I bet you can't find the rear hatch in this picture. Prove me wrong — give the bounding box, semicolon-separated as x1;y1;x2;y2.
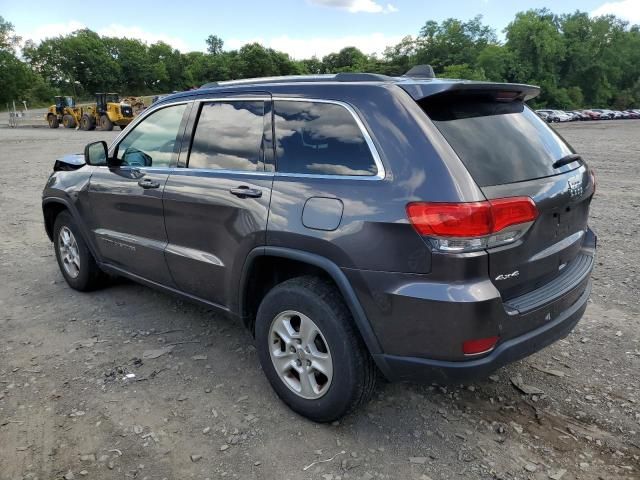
414;86;594;300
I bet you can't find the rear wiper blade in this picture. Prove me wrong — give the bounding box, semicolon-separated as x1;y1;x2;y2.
552;154;582;169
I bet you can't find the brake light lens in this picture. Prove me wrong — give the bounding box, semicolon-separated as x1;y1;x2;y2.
489;197;539;232
462;336;500;355
406;197;538;252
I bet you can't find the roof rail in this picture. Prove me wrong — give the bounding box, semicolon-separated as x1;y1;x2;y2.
333;72;394;82
403;65;436;79
199;73;395;89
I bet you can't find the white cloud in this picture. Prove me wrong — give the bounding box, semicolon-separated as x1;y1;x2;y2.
20;21;86;45
227;32;404;59
19;21;189;51
308;0;398;14
592;0;640;23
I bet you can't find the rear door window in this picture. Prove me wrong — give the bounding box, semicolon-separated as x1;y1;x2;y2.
274;100;377;176
420;96;576;187
188;101;265;171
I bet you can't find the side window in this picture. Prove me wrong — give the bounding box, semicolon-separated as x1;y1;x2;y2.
115;103;187;168
274;101;377;176
188;101;265;171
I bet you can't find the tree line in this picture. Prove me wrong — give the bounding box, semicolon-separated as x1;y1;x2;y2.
2;9;640;109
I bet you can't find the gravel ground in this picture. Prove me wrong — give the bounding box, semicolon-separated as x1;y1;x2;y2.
0;122;638;480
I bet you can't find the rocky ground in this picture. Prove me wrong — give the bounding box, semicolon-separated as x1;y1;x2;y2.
0;122;638;480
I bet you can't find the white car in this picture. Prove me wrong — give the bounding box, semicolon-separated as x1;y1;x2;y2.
536;109;573;122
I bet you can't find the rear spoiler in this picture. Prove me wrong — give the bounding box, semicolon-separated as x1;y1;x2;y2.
399;81;540;102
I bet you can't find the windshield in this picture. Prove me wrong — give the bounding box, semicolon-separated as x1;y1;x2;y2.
419;96;577;187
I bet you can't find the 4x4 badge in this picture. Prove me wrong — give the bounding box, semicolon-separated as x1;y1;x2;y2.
567;174;583;198
495;270;519;281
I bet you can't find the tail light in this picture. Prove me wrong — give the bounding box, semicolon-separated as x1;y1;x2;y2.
406;197;538;252
462;336;500;355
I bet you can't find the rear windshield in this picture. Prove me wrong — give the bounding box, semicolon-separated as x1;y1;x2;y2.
420;96;576;187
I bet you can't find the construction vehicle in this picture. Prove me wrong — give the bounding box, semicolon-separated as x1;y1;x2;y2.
79;93;135;131
122;96;146;115
45;96;83;129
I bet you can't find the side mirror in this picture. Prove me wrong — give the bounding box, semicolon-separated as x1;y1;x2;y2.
84;141;108;166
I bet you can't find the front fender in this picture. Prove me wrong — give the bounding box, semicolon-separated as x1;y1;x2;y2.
42;176;100;263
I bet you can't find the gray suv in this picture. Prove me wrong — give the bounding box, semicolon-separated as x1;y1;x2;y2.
42;67;596;421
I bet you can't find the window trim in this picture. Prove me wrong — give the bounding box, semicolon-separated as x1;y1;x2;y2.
105;95;386;180
271;97;386;181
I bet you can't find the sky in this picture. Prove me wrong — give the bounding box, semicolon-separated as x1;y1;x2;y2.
2;0;640;59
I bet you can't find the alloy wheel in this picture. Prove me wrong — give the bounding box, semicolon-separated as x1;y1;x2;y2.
269;310;333;399
58;226;81;279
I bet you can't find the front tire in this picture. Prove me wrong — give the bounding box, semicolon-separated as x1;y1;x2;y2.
62;114;76;128
48;115;59;128
255;276;376;422
53;211;105;291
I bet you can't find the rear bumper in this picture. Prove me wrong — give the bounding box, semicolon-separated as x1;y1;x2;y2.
374;280;590;382
345;228;596;383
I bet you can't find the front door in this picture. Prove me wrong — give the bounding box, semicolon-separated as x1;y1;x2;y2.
162;96;273;309
87;101;191;285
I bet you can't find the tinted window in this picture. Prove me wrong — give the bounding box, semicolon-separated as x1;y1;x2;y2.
274;101;377;176
116;103;187;167
188;101;264;171
421;97;576;187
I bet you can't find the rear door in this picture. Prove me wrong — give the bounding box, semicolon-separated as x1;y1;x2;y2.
161;95;273;308
419;93;595;299
87;101;191;285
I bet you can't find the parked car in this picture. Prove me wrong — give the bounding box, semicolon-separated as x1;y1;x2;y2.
590;108;615;119
535;110;551;122
567;110;590;121
42;68;596;421
625;109;640;119
536;109;573;122
581;109;602;120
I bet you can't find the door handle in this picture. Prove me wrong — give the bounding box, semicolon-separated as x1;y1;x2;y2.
138;178;160;189
230;186;262;198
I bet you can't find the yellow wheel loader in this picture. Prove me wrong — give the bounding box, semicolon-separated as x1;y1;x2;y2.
80;93;135;131
45;96;83;129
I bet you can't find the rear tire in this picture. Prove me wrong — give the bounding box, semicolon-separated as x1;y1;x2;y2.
80;114;95;131
255;276;377;422
48;115;59;129
53;211;106;291
62;114;76;129
100;115;113;131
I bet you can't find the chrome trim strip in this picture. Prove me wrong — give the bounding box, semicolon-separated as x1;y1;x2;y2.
94;228;166;252
166;168;273;176
165;243;224;267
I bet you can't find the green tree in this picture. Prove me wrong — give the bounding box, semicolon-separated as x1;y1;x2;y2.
504;9;564;84
415;15;497;73
476;44;513;81
442;63;486;80
205;35;224;55
322;47;369;72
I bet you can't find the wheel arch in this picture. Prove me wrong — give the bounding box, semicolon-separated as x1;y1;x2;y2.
42;197;101;262
239;246;383;356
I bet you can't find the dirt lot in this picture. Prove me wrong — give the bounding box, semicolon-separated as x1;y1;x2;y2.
0;122;638;480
